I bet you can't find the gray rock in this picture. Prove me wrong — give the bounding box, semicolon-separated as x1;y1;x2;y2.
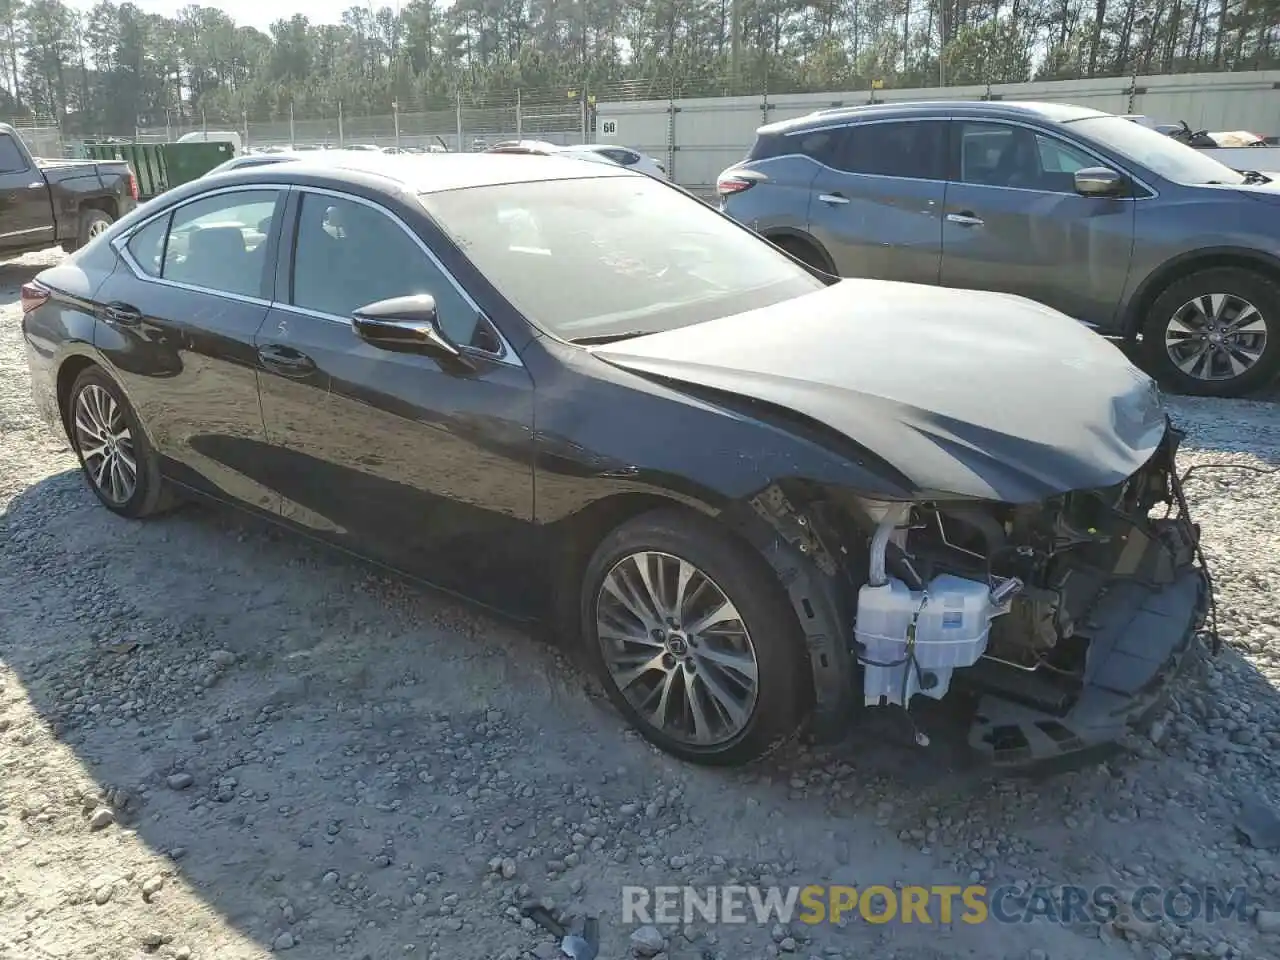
272;931;296;950
1256;909;1280;933
630;925;666;956
166;772;194;790
87;807;115;830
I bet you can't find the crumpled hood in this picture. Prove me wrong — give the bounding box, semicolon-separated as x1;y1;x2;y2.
592;279;1168;503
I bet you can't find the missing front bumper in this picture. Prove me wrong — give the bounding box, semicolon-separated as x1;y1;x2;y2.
965;562;1207;767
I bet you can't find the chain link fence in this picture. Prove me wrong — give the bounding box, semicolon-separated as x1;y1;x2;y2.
127;87;602;153
1;115;64;158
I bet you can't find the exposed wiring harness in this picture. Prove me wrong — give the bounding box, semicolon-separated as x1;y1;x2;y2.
1172;461;1279;657
856;592;933;746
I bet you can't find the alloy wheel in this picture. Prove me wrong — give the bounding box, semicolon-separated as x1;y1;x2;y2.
595;550;759;747
1164;293;1268;382
87;218;111;239
73;384;137;505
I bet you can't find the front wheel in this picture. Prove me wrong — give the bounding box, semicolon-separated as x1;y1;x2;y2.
67;366;175;518
1141;267;1280;397
581;508;809;766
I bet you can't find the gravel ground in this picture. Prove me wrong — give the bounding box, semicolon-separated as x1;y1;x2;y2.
3;248;1280;960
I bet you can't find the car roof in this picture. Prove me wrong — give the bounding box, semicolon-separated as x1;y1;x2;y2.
210;150;633;195
760;100;1109;135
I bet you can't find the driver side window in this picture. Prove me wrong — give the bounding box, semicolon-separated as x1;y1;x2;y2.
290;193;495;351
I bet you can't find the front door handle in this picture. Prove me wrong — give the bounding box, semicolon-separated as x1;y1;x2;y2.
946;212;984;226
257;344;316;377
101;301;141;325
818;192;850;205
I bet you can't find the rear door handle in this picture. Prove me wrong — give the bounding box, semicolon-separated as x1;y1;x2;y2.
257;343;316;377
946;212;984;226
101;301;141;325
818;193;850;205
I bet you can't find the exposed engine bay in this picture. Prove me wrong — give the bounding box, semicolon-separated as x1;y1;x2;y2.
755;424;1209;766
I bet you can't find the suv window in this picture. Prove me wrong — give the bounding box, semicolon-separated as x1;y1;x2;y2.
162;190;281;297
958;122;1095;193
0;134;28;172
1036;135;1093;175
831;121;947;179
290;193;490;350
747;130;835;164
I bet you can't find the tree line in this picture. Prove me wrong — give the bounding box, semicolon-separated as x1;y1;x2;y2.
0;0;1275;136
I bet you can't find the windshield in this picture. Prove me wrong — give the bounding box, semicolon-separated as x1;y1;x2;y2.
1067;115;1246;185
419;176;825;341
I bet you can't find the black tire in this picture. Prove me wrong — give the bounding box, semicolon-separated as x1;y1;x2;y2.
771;235;830;274
69;208;114;252
580;507;809;766
66;366;176;519
1140;267;1280;397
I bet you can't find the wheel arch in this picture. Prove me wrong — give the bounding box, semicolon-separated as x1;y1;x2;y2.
81;196;120;220
55;353;102;441
1122;247;1280;338
55;351;157;451
549;484;858;740
759;228;838;275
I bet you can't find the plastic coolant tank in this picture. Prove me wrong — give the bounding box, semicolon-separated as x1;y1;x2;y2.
855;574;993;707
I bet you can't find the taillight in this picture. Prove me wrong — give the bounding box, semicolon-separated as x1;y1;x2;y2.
716;175;756;197
127;168;139;200
21;281;50;315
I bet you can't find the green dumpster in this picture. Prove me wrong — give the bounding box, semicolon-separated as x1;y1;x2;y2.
84;142;167;198
82;140;235;199
162;141;233;188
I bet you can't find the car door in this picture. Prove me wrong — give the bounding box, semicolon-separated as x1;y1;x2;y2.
254;187;538;613
0;131;54;247
93;186;285;511
939;120;1136;328
806;118;947;283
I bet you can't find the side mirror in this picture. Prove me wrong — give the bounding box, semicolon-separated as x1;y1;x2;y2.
1074;166;1127;198
351;294;476;372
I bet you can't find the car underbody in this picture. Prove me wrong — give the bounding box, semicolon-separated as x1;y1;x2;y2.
752;423;1210;768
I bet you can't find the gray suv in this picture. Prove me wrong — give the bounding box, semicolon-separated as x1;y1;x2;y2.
718;101;1280;398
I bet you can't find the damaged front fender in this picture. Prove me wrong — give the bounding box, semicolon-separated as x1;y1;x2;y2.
763;422;1211;768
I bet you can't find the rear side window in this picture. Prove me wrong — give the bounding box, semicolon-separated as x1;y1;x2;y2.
127;214;170;277
830;121;947;180
746;131;833;164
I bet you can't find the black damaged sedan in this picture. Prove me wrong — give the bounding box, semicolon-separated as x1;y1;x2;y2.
22;152;1207;767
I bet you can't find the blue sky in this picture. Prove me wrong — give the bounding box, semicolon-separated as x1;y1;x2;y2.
64;0;368;32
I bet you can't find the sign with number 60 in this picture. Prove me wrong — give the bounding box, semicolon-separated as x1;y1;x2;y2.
600;119;618;136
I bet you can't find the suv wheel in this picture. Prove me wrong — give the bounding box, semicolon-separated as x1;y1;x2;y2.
1141;267;1280;397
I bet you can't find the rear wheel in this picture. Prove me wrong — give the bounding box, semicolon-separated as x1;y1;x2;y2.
66;366;175;519
1141;267;1280;397
581;508;809;766
63;208;114;253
